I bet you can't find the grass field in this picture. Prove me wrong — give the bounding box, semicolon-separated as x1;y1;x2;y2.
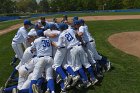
0;19;140;93
1;11;140;30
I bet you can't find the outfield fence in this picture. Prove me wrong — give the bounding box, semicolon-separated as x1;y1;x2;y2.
1;9;140;22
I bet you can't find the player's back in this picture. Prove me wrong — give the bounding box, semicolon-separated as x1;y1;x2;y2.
84;25;93;41
63;29;80;49
33;37;52;57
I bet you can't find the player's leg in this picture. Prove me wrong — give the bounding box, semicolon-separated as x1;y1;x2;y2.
12;43;24;60
17;65;29;90
67;47;82;86
45;67;55;93
1;85;17;93
45;58;55;93
79;46;98;85
53;48;71;87
21;73;33;90
29;57;46;93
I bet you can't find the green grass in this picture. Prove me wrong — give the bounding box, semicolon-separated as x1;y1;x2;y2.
1;11;140;30
0;20;22;30
0;19;140;93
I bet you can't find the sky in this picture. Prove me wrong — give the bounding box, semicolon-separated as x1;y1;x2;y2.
36;0;42;4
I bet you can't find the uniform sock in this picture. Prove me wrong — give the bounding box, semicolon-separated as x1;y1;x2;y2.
60;82;65;90
74;71;79;76
47;79;55;92
29;80;37;93
36;77;45;87
87;66;95;79
66;66;76;76
12;56;18;64
4;85;17;93
10;68;18;78
56;66;67;80
78;68;88;81
19;89;28;93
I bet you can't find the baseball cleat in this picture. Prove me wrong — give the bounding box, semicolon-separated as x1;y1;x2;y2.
64;76;72;88
12;88;18;93
45;90;50;93
106;61;111;71
90;78;98;85
60;89;67;93
76;83;84;89
0;87;4;93
83;81;91;88
32;84;42;93
71;75;80;86
56;74;62;84
45;88;50;93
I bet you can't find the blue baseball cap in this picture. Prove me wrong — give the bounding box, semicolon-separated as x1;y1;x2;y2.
37;30;44;36
49;24;56;29
24;19;33;25
58;23;66;30
73;20;80;25
79;19;85;24
72;16;78;21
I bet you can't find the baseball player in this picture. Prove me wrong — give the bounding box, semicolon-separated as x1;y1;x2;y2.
5;28;37;87
29;30;55;93
44;24;61;58
12;19;33;60
53;23;98;89
36;17;50;30
0;73;33;93
67;23;98;85
16;29;37;70
77;19;111;71
61;15;68;23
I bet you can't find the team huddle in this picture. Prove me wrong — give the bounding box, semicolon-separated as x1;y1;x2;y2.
0;15;111;93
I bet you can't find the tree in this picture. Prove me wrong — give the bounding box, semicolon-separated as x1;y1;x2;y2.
38;0;50;12
106;0;123;10
133;0;140;8
122;0;135;9
0;0;16;13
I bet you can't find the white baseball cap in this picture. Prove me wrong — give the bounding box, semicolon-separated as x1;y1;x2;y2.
28;29;37;36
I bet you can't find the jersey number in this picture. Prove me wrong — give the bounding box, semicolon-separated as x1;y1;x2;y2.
65;33;74;42
42;40;50;47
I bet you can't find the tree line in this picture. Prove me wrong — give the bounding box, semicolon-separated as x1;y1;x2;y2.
1;0;140;14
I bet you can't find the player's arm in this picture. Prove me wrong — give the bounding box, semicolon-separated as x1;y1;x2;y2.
56;36;64;48
51;42;57;47
44;31;58;38
77;32;83;36
22;30;30;48
77;26;85;37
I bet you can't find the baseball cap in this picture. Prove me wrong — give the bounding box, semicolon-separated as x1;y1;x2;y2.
73;20;80;25
49;24;56;29
24;19;33;25
58;23;66;30
28;29;37;36
37;30;44;36
72;16;78;21
79;19;85;24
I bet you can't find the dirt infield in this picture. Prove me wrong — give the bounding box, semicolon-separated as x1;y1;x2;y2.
108;31;140;58
1;15;140;36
